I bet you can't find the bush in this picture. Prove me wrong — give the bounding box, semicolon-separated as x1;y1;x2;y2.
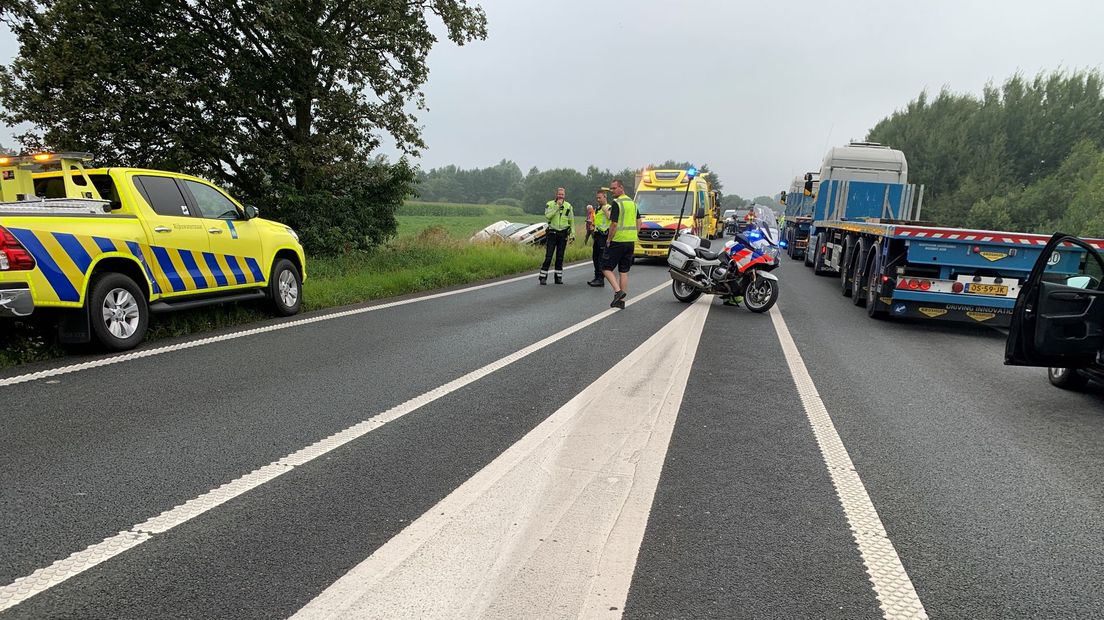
267;159;416;256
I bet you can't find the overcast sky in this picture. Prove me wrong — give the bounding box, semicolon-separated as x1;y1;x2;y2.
3;0;1104;198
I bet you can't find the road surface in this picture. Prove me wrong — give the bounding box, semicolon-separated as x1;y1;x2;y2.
2;256;1103;619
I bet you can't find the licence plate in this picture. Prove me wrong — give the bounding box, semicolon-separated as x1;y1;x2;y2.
967;283;1008;296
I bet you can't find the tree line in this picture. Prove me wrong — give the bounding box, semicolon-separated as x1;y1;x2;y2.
416;160;749;214
866;70;1104;236
0;0;488;256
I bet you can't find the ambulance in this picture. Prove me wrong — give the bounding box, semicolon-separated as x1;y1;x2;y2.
632;169;721;258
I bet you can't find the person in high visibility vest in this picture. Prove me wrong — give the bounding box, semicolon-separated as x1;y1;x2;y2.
601;179;641;308
587;189;612;287
539;187;575;285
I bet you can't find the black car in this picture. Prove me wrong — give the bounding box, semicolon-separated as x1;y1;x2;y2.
1006;233;1104;389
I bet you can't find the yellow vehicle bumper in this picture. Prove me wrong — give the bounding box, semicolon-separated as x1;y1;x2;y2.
635;241;671;257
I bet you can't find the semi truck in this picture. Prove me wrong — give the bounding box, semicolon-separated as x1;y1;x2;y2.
781;172;818;260
801;142;1064;327
633;169;722;258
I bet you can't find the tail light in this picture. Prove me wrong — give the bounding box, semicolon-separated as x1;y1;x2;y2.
952;282;964;293
0;226;36;271
897;278;933;291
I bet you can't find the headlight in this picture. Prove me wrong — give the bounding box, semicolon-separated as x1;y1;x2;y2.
285;227;299;243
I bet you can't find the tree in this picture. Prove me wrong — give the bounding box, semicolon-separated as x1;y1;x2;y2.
1;0;487;254
866;69;1104;233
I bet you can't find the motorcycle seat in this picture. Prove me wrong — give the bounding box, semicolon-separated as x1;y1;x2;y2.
695;247;723;261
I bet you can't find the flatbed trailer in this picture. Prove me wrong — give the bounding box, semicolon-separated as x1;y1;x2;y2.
807;219;1095;326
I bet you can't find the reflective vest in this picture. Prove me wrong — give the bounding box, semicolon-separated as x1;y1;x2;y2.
612;196;638;243
594;203;610;232
545;200;574;231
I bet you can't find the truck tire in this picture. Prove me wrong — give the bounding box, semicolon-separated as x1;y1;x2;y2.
804;235;815;267
865;251;887;319
89;272;149;351
1048;367;1088;390
813;234;832;276
851;241;869;306
268;258;303;317
840;239;853;296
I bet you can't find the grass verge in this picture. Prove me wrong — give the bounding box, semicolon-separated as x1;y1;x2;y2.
0;226;593;370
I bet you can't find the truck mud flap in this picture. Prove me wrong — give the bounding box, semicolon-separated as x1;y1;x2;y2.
882;298;1013;327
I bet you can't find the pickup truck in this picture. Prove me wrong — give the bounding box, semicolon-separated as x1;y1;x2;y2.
0;152;306;351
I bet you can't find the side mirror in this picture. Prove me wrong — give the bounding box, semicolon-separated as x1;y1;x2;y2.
694;208;705;219
244;205;259;220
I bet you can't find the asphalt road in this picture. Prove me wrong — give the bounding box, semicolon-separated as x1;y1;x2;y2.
1;253;1102;619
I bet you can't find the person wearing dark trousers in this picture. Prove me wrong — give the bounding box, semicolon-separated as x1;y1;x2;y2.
539;187;574;285
587;189;611;286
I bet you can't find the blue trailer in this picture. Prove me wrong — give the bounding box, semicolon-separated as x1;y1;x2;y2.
806;178;1078;326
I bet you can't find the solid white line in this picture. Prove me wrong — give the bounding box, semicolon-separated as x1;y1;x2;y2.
769;309;928;620
290;296;712;620
0;264;587;388
0;279;668;614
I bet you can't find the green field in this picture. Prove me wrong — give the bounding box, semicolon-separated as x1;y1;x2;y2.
0;201;592;369
397;201;546;240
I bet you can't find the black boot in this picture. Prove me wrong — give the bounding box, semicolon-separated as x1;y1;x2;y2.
554;274;563;285
587;278;604;287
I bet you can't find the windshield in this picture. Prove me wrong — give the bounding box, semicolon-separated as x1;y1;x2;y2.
635;191;693;215
497;223;528;237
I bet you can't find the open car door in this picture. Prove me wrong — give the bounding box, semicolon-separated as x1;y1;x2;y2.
1006;233;1104;367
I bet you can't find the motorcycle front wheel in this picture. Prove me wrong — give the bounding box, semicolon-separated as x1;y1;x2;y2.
671;279;703;303
743;278;778;313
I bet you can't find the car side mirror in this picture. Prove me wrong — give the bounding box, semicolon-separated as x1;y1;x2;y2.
244;205;259;220
694;208;705;219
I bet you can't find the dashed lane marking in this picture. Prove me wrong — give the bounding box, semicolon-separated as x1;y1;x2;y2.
0;279;667;614
0;264;588;389
769;308;929;620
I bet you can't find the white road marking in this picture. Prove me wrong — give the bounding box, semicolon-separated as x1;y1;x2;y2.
290;296;712;620
769;309;928;620
0;264;587;389
0;279;667;614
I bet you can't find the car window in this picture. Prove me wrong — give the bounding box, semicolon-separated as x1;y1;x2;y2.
134;175;192;217
1042;243;1104;290
183;180;241;220
498;224;527;237
33;174;118;202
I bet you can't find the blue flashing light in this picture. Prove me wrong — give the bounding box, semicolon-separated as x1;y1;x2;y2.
686;166;698;179
779;239;788;249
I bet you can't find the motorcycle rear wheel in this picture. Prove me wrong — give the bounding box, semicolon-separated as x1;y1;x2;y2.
743;278;778;313
671;279;702;303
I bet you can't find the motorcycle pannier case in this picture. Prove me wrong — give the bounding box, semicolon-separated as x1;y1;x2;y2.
667;240;695;270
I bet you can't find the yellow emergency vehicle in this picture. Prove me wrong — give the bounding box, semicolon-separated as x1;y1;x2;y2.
0;152;305;351
632;169;722;258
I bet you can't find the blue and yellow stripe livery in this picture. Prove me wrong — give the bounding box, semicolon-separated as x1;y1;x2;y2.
5;227;267;306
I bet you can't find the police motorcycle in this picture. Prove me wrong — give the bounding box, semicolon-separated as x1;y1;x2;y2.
666;206;783;312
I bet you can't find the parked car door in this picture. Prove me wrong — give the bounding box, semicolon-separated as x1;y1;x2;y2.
1006;233;1104;368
